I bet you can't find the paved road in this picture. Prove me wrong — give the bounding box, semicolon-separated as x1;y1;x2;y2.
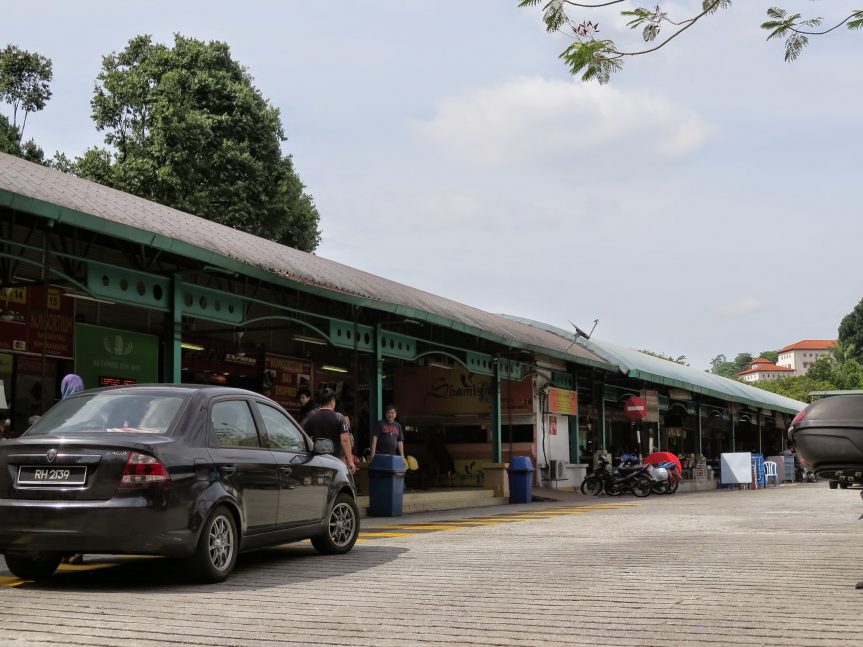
1;484;862;646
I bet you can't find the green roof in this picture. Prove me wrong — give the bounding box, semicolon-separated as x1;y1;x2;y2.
504;316;805;415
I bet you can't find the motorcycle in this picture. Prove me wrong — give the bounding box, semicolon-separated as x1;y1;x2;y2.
580;458;653;497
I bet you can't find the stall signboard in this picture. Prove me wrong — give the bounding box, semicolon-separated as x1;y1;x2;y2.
395;365;532;416
547;387;578;415
263;354;311;415
74;324;158;389
0;286;74;358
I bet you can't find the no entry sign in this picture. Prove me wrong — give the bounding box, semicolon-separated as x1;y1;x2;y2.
624;395;647;421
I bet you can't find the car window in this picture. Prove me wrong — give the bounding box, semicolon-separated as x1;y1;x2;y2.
210;400;261;448
257;403;307;452
24;393;186;436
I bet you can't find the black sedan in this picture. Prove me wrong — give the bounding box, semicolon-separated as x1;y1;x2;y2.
0;385;360;582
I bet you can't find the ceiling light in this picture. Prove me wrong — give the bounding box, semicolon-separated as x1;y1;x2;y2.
321;365;348;373
63;292;116;305
427;360;453;370
293;334;328;346
181;342;205;351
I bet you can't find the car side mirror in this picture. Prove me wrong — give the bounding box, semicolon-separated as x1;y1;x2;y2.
313;438;334;455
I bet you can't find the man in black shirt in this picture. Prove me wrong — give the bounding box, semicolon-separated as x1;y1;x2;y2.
297;387;316;425
303;388;356;473
370;404;405;461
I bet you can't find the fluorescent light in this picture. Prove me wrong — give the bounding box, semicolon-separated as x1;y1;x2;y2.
63;292;116;305
427;360;453;370
321;365;348;373
293;334;328;346
181;342;205;351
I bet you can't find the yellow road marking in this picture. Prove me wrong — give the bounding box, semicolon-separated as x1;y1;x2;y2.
359;532;417;538
57;562;119;572
373;525;465;531
0;576;26;587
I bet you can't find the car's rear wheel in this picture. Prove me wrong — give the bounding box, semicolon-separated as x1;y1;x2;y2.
4;552;61;580
188;505;238;583
311;493;359;555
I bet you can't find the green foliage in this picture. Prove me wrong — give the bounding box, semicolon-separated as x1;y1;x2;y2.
637;349;688;365
838;297;863;363
0;44;53;137
65;34;320;252
519;2;862;82
753;356;863;401
758;350;779;364
709;352;753;377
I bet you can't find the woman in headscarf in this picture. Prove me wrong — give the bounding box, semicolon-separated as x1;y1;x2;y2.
59;373;85;565
60;374;84;399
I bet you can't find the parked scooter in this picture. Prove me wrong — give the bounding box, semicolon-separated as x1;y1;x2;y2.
580;458;652;497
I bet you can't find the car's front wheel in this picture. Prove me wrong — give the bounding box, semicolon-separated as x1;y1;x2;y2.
311;493;360;555
4;551;61;580
187;505;238;583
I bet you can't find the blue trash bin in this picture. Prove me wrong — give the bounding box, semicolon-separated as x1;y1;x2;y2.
507;456;534;504
368;454;406;517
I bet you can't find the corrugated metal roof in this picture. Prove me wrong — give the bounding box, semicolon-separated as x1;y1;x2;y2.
502;315;805;414
0;152;614;369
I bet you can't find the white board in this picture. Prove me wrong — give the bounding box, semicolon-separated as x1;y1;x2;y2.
720;452;752;484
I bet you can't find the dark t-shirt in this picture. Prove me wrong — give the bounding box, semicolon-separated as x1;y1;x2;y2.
303;409;349;457
374;420;404;455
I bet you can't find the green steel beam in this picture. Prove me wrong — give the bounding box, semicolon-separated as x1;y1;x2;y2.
490;360;502;463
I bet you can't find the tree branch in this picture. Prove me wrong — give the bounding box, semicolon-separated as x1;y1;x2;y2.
792;11;863;36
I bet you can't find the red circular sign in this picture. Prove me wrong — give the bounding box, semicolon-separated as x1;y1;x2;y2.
623;395;647;421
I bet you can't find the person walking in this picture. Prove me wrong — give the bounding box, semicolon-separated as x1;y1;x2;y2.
303;388;356;473
59;373;85;564
370;404;405;462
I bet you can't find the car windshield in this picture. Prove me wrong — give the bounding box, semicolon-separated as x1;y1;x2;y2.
24;392;187;436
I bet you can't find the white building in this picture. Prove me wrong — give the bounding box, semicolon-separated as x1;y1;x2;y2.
737;357;794;383
777;340;837;376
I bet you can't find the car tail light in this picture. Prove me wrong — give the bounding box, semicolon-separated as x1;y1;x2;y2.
119;451;172;488
790;407;808;427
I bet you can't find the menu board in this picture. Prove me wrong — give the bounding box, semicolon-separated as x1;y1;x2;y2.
263;354;312;415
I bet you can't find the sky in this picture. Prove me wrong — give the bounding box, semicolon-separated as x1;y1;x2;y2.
3;1;861;370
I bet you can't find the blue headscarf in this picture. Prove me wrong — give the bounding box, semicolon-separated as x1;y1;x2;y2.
60;374;85;399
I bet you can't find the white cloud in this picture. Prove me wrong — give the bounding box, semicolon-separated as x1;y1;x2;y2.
717;298;762;317
408;76;714;168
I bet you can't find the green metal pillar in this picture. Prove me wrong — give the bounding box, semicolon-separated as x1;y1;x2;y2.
757;412;762;454
162;273;182;384
490;359;502;463
697;403;703;455
569;373;579;464
369;324;383;430
730;403;735;452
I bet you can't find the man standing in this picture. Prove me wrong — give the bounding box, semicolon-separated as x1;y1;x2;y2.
370;404;405;461
303;388;356;473
297;387;316;425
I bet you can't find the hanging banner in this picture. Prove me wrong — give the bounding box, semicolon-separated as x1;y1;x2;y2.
547;387;578;415
395;365;532;416
74;323;158;389
0;286;74;357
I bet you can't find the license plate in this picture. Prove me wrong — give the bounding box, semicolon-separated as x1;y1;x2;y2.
17;465;87;486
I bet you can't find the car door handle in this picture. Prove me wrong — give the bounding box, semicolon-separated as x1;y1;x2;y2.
219;465;237;477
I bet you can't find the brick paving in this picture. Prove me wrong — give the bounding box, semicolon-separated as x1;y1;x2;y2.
1;484;862;646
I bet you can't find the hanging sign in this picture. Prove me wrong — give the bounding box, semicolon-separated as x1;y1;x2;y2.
624;395;648;421
547;387;578;415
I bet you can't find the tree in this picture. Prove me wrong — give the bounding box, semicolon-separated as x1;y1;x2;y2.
758;350;779;364
0;44;53;141
518;1;863;83
67;35;320;252
838;297;863;363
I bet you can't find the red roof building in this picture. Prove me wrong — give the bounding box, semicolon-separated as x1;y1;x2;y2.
737;359;794;383
777;340;837;377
